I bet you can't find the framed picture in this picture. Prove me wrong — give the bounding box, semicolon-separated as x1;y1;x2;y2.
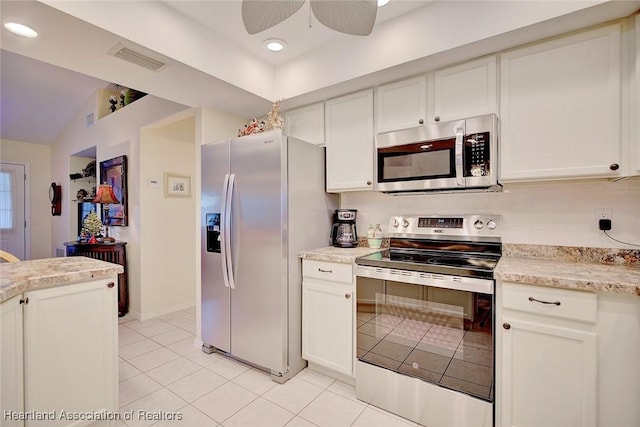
164;173;191;197
99;155;128;226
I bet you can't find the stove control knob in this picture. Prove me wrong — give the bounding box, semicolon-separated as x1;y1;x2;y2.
402;219;410;228
474;220;484;230
392;218;400;228
487;220;497;230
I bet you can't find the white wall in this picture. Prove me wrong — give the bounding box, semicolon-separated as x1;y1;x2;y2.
341;178;640;249
139;113;197;319
0;139;52;259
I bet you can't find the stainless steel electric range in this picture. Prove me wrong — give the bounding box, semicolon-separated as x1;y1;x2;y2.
355;214;501;427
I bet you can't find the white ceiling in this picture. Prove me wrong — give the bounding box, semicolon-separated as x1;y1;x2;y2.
1;1;639;146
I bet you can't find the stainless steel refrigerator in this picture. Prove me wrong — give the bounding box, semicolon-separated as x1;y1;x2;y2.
201;130;337;382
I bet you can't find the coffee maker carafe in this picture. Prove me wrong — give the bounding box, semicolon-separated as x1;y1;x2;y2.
331;209;358;248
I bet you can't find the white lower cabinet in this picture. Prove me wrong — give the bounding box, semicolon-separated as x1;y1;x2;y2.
302;260;354;377
0;278;118;427
497;282;597;427
1;294;24;427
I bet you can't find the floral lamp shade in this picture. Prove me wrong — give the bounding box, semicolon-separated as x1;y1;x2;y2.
92;184;120;205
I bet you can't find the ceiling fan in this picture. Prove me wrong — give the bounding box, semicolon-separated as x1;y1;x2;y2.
241;0;378;36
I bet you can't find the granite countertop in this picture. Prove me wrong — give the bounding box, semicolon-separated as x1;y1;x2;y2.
298;246;386;264
0;257;124;303
496;244;640;297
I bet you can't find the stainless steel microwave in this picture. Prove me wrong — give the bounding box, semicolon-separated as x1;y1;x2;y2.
374;114;499;194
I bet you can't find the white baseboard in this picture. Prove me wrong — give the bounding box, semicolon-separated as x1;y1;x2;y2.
139;302;195;321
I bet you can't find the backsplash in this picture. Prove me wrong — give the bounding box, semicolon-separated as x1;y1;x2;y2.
341;178;640;249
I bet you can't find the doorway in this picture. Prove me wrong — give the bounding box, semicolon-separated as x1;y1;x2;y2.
0;162;29;260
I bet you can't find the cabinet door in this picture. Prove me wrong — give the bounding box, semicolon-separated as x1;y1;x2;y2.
24;279;117;427
325;90;374;192
375;76;427;133
284;103;325;146
302;279;354;376
500;24;622;181
1;294;24;427
429;56;497;124
500;317;597;427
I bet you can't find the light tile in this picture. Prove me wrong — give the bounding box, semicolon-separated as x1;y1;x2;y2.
294;368;335;389
326;381;357;402
262;378;323;414
136;322;177;338
298;390;366;427
182;306;196;315
285;417;317;427
206;357;250;380
125;319;165;332
223;397;294;427
128;348;181;372
167;314;196;328
119;374;163;407
167;336;200;355
146;357;202;386
118;328;146;347
352;406;415;427
232;368;278;395
119;360;141;382
150;328;194;346
152;404;218;427
158;310;191;321
178;323;197;333
193;381;258;424
167;368;228;403
119;388;187;427
119;338;162;360
183;348;226;367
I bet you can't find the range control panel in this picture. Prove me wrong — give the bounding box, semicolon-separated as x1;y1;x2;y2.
389;214;501;239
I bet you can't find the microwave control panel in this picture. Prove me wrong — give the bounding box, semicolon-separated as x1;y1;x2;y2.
464;131;491;177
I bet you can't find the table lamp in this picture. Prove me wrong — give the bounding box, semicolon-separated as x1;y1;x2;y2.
92;183;120;242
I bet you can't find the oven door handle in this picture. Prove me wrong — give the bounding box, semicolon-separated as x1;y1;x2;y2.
455;127;464;187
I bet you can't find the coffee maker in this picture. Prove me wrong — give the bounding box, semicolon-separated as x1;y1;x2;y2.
331;209;358;248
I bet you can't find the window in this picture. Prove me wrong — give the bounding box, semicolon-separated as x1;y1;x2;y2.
0;171;15;231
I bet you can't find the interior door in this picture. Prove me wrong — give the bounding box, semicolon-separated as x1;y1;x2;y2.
0;163;26;260
201;140;231;352
229;132;286;373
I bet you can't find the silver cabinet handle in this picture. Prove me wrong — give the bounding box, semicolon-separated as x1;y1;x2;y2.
528;297;561;306
345;294;351;299
318;268;333;273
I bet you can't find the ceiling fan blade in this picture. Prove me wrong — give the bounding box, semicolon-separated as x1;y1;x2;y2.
241;0;305;34
310;0;377;36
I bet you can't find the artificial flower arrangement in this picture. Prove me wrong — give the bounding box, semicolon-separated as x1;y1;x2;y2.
238;99;285;137
82;211;103;237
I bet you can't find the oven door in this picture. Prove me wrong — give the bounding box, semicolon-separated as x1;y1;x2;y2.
375;120;465;192
355;265;494;402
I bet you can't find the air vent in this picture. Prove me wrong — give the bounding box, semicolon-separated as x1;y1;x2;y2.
110;44;166;71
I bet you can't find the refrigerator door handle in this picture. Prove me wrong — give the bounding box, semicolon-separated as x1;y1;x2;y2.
220;174;231;289
226;173;236;290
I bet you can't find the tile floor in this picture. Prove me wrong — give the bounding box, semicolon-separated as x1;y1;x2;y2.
117;307;421;427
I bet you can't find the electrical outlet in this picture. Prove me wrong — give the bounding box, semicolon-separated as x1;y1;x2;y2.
595;209;612;220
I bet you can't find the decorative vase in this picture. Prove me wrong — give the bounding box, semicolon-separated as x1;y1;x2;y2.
367;223;383;248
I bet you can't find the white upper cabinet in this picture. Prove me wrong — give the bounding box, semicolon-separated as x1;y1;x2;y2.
375;76;427;134
499;24;622;181
284;102;325;146
325;89;374;192
428;56;497;124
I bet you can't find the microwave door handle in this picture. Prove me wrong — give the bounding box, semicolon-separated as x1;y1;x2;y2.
220;174;231;289
455;128;464;187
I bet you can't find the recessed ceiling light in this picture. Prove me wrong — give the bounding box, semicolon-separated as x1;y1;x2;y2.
378;0;390;7
4;22;38;38
264;39;286;52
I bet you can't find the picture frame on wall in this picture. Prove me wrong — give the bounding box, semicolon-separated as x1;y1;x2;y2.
99;155;128;226
164;173;191;197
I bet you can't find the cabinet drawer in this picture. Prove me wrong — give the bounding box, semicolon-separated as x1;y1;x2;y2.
303;260;353;284
502;282;597;323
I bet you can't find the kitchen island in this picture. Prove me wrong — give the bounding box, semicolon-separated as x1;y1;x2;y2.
1;257;121;427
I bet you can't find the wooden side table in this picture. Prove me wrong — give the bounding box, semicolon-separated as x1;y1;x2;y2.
64;241;128;317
